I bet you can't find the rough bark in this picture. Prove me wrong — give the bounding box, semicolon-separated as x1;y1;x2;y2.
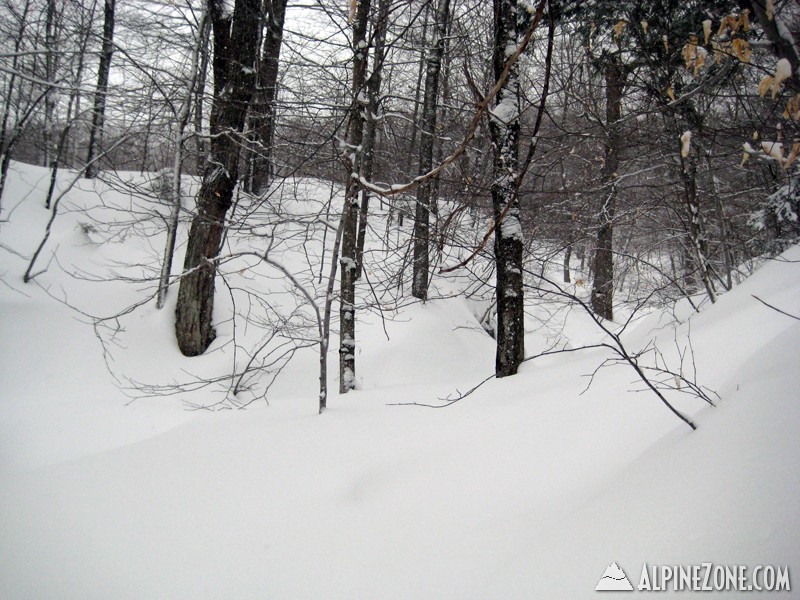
174;0;262;356
85;0;115;179
741;0;800;90
249;0;288;194
0;0;32;213
354;0;391;281
156;5;209;310
680;146;717;303
43;0;60;168
338;0;372;393
490;0;525;378
590;59;624;321
412;0;450;300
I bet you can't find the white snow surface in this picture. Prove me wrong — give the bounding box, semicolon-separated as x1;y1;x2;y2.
1;162;798;598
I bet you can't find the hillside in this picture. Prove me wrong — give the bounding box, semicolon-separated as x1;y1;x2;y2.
1;161;798;598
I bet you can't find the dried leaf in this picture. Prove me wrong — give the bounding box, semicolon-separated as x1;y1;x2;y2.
682;36;699;70
717;18;728;38
766;0;775;21
759;74;775;97
613;20;627;40
753;131;759;140
739;9;750;32
782;97;795;119
740;151;750;167
663;35;669;52
761;140;785;163
784;142;800;169
694;49;706;76
348;0;357;23
640;20;648;35
680;131;692;158
711;41;725;64
703;19;712;45
667;86;676;102
732;38;751;63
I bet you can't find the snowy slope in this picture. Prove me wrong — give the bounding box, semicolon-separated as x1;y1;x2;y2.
0;161;798;598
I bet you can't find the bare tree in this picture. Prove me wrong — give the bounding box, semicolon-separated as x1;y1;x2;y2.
337;0;372;393
590;56;626;321
174;0;263;356
84;0;115;179
412;0;450;300
490;0;526;377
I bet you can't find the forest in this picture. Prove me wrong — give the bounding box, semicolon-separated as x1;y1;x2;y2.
2;0;799;410
0;0;798;598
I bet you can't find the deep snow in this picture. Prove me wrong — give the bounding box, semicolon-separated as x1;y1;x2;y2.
0;162;797;598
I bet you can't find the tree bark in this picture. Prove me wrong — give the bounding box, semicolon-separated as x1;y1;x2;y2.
42;0;60;168
354;0;391;281
248;0;288;194
85;0;115;179
741;0;800;90
174;0;262;356
339;0;372;393
490;0;525;378
590;58;624;321
412;0;450;300
156;4;209;310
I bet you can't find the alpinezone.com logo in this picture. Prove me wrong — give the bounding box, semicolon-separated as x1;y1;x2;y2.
596;562;792;593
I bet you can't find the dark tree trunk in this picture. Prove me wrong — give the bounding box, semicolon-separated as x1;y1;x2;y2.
43;0;60;168
354;0;391;281
412;0;450;301
249;0;288;194
339;0;372;393
590;58;624;321
563;244;572;283
741;0;800;90
679;145;717;303
85;0;115;179
490;0;525;378
194;30;209;175
174;0;262;357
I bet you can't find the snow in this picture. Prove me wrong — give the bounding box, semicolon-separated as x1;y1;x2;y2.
490;95;519;125
775;57;792;86
499;213;523;241
1;161;799;598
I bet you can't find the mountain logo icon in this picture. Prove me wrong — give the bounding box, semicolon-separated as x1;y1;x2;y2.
595;562;634;591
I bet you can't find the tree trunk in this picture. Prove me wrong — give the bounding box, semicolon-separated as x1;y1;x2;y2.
741;0;800;90
339;0;371;393
174;0;262;356
156;4;209;310
85;0;115;179
43;0;60;168
194;29;209;175
354;0;391;281
590;58;624;321
412;0;449;300
679;145;717;303
249;0;288;194
0;0;32;213
490;0;525;378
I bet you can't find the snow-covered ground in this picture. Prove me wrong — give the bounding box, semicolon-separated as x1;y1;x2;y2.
0;162;797;598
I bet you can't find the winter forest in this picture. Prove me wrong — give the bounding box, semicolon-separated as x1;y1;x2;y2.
1;0;799;597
